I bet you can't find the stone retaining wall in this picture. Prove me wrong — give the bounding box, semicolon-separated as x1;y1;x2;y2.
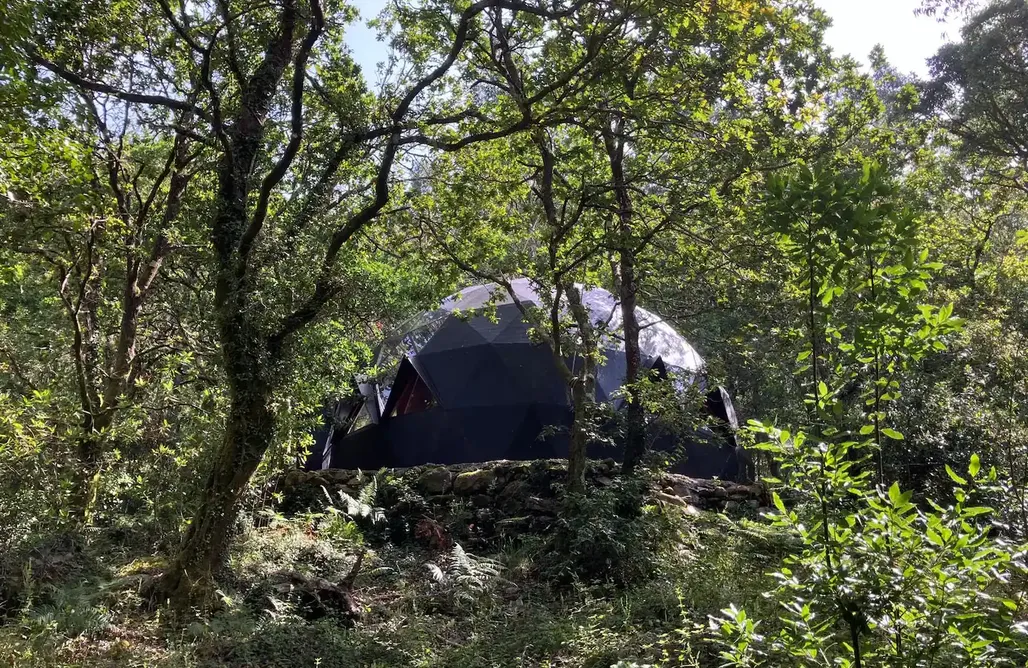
281;459;768;541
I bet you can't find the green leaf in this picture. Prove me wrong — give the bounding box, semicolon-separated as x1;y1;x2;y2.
881;428;904;441
888;482;903;506
945;465;967;486
772;491;786;513
968;453;981;479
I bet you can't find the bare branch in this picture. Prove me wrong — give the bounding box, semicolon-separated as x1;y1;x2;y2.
156;0;206;54
29;51;209;122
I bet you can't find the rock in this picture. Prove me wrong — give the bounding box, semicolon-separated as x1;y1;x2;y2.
529;515;556;532
281;458;767;541
418;467;453;495
282;469;308;489
453;468;495;495
499;479;530;502
524;495;557;514
496;516;533;533
490;461;517;483
322;469;357;485
653;491;689;507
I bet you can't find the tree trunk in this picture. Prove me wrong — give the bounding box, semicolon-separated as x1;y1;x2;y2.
567;360;596;495
155;373;275;607
568;378;589;494
601;120;646;475
618;245;645;474
69;247;106;518
564;283;597;495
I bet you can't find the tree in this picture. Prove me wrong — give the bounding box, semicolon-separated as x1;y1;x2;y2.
578;0;836;473
714;162;1024;668
420;128;613;494
394;0;638;493
925;0;1028;195
18;0;609;605
0;99;200;517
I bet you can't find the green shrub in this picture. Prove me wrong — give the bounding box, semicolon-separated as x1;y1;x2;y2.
542;475;680;586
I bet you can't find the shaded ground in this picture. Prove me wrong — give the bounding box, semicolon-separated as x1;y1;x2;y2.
0;503;791;667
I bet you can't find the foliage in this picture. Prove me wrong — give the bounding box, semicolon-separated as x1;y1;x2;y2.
542;474;681;587
711;145;1028;667
0;0;1026;660
717;429;1028;667
424;542;506;613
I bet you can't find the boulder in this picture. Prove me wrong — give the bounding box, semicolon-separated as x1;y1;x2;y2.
653;491;689;508
453;468;495;495
498;479;530;502
417;467;453;495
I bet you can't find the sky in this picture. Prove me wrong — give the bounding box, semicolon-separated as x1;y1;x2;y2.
344;0;959;82
817;0;956;76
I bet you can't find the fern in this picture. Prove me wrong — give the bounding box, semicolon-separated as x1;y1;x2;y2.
319;479;385;525
357;476;378;508
424;542;508;608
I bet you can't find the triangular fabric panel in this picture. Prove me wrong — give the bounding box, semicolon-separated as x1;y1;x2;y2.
456;345;525;408
499;343;569;406
486;305;535;344
417;345;499;408
417;316;490;355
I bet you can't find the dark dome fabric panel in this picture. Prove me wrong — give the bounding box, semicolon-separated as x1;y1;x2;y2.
705;386;739;429
483;305;535;343
495;343;570;406
458;347;529;407
330;423;391;470
330;404;575;469
419;346;519;408
416;345;500;408
417;317;490;355
595;348;627;404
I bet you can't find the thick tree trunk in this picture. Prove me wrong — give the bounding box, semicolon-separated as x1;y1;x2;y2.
618;248;645;474
156;373;274;607
155;1;307;608
156;186;280;603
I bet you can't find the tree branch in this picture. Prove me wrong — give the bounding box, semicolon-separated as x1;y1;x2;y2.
30;51;209;122
239;0;325;264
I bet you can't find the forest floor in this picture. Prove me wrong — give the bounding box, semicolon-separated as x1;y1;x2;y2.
0;495;792;668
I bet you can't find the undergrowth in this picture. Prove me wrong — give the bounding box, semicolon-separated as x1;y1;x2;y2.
0;499;782;668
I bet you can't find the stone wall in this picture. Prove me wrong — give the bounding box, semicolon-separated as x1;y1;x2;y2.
280;459;768;542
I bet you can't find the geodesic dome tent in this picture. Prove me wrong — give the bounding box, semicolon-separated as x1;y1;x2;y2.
306;279;748;480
